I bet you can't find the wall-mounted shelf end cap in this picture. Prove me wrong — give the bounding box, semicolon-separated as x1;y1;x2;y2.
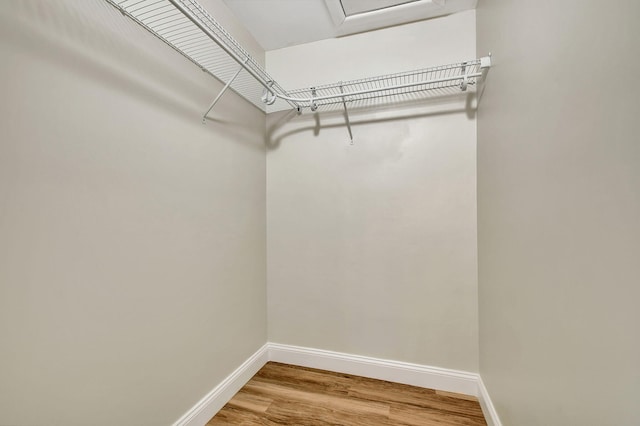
481;54;492;69
480;54;492;81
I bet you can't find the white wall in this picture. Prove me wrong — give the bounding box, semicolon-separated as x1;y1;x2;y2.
0;1;266;425
266;11;479;372
477;1;640;424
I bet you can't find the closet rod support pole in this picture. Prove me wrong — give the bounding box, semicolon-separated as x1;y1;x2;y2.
202;58;247;123
339;84;354;145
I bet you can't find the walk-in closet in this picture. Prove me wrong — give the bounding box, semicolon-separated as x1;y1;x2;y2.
1;1;638;425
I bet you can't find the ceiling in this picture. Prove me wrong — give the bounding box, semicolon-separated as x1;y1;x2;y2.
222;0;478;51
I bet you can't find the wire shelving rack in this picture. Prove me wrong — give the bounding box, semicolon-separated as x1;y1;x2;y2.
106;0;296;113
106;0;491;128
285;59;488;111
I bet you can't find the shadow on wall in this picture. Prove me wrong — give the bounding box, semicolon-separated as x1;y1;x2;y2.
2;1;478;151
1;4;205;119
264;91;477;150
0;1;263;150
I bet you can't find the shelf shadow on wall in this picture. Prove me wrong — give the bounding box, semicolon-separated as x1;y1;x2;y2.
0;1;264;147
265;91;477;150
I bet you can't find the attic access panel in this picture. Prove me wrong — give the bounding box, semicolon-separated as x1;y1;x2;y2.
340;0;421;17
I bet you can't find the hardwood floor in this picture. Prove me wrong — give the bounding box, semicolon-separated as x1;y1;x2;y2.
207;362;487;425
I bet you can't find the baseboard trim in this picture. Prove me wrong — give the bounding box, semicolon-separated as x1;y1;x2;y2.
173;342;501;426
267;342;479;397
172;343;269;426
478;376;502;426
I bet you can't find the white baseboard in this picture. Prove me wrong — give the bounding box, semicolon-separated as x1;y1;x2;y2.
267;342;479;397
172;343;269;426
173;342;501;426
477;376;502;426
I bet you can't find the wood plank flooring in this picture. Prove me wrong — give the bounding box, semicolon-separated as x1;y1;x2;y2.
207;362;487;425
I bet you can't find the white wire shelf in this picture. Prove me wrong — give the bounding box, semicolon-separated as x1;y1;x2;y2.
280;58;489;113
105;0;295;112
105;0;491;120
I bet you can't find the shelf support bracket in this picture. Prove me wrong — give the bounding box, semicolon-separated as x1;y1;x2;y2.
202;58;248;123
339;83;354;145
310;87;318;112
460;61;469;91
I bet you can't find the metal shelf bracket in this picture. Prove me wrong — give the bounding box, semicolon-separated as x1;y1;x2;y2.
202;57;248;123
339;83;354;145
